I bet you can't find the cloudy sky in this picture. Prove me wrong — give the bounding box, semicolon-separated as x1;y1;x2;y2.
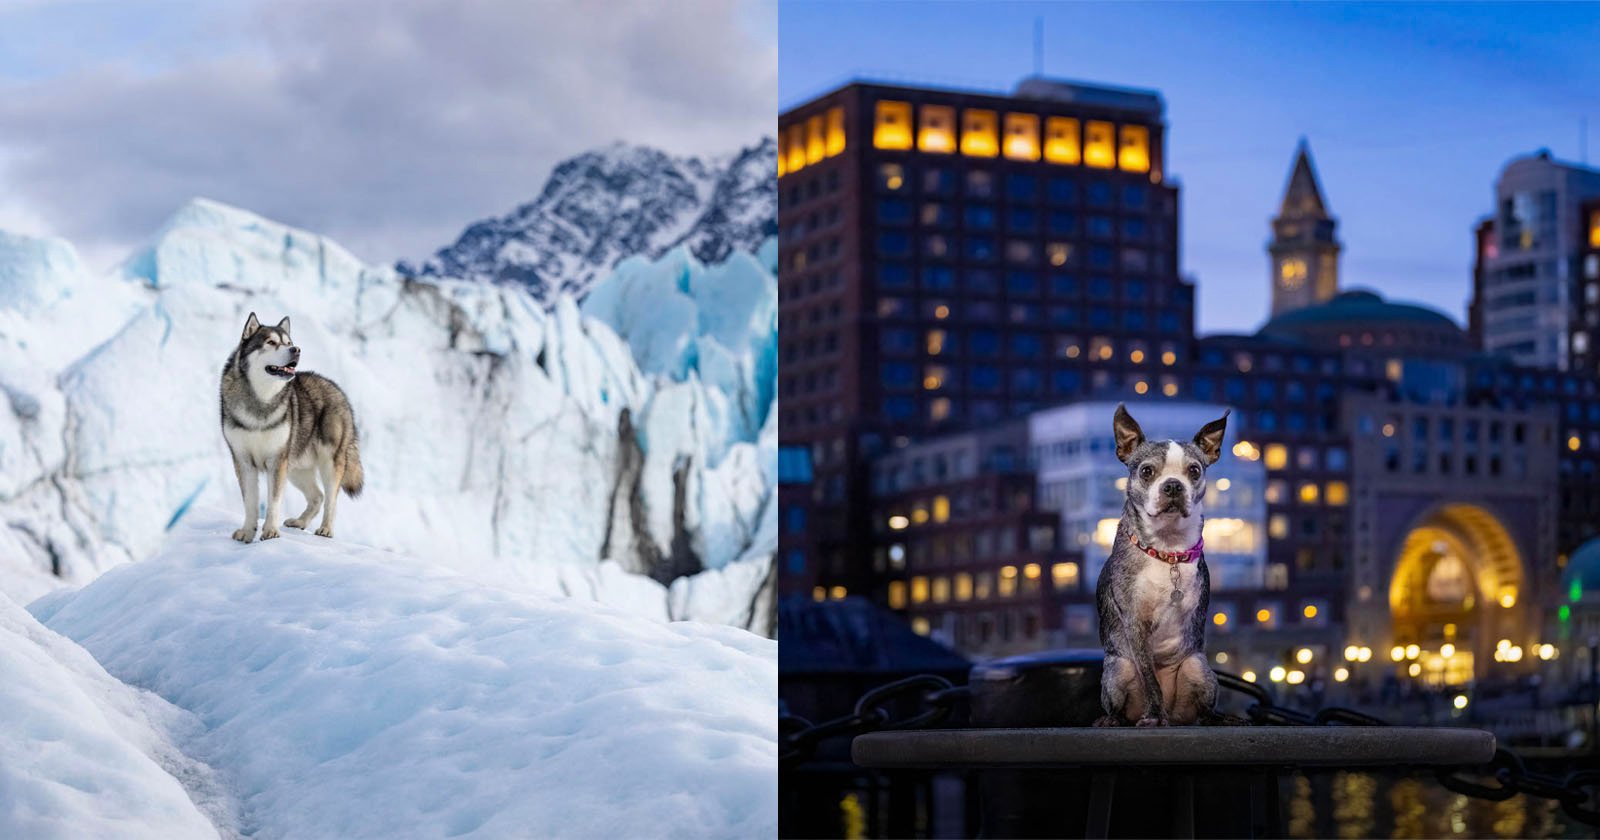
0;0;776;269
782;2;1600;334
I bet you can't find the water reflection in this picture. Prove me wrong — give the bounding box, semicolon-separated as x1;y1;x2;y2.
1286;770;1571;839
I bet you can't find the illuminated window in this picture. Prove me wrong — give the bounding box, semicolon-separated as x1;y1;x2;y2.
1023;562;1041;580
1269;514;1289;539
1133;380;1149;395
830;585;847;600
954;573;973;601
1003;113;1040;161
929;398;951;422
1325;481;1348;506
911;505;929;525
911;616;930;636
961;109;999;157
1264;444;1288;470
812;586;825;602
998;565;1017;597
932;495;950;523
785;124;807;173
923;365;948;390
825;107;846;156
1591;209;1600;248
927;329;946;355
932;576;950;603
911;575;930;603
1161;378;1179;397
1298;482;1319;504
806;115;826;165
1264;480;1285;504
888;580;907;609
1084;120;1115;168
1051;562;1079;590
918;105;955;153
1046;242;1071;267
1118;124;1150;173
873;100;913;150
1044;117;1080;164
1161;350;1177;365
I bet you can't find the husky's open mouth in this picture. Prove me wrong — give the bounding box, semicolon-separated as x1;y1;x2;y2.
265;364;297;379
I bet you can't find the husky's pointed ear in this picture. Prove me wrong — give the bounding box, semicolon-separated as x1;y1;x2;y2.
242;312;261;342
1194;410;1230;465
274;316;291;337
1113;403;1145;465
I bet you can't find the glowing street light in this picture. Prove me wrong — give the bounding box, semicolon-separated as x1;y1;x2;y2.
1453;695;1469;710
1440;643;1455;659
1407;662;1422;677
1391;646;1406;662
1286;670;1306;685
1358;646;1373;662
1344;645;1360;661
1538;644;1557;660
1269;666;1287;683
1334;667;1350;682
1242;670;1258;683
1296;648;1314;664
1405;644;1420;660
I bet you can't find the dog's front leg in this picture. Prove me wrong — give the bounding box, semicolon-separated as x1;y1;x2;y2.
1134;623;1168;726
260;455;288;540
232;457;259;542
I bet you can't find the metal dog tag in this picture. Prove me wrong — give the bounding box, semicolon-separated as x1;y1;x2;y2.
1170;589;1184;605
1169;564;1183;604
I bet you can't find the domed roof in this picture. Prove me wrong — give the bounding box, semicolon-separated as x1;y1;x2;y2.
1258;289;1465;346
1563;537;1600;601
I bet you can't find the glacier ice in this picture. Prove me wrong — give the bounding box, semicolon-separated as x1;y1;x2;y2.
30;513;777;839
0;197;777;633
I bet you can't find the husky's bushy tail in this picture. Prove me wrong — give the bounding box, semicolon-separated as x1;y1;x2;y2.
340;431;364;498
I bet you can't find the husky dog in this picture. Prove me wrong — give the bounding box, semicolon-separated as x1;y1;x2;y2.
220;313;363;542
1095;404;1229;726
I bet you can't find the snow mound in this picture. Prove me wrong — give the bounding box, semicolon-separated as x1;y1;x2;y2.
0;591;231;839
30;512;777;840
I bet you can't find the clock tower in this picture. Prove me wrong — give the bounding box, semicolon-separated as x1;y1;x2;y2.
1268;139;1341;316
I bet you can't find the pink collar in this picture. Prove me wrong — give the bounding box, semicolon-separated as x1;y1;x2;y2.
1129;533;1204;564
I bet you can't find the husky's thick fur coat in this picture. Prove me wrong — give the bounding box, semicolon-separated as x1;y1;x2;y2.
220;313;364;542
1095;404;1229;726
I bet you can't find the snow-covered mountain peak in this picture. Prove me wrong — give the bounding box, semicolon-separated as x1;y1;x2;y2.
398;137;776;301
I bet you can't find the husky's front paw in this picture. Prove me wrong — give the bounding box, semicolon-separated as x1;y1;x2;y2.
232;527;256;543
284;517;307;529
1093;715;1123;727
259;526;280;541
1135;715;1169;727
314;525;333;538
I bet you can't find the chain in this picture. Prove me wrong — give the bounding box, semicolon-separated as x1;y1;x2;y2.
779;675;966;767
781;668;1600;826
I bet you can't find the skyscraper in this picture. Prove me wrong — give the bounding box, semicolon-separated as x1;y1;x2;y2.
1475;150;1600;371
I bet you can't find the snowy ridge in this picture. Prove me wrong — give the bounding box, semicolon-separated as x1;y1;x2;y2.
0;589;234;839
399;138;777;301
0;197;777;633
28;513;777;839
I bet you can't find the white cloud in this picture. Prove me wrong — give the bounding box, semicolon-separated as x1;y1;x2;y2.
0;0;776;268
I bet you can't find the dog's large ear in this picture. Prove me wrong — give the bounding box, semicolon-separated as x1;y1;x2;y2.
1113;403;1145;464
1194;410;1230;465
274;316;291;338
241;312;261;342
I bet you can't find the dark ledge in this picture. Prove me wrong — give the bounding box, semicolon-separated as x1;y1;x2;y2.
852;726;1496;769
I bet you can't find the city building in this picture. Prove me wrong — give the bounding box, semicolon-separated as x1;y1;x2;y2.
1574;198;1600;375
1268;141;1342;317
1472;151;1600;370
778;76;1192;601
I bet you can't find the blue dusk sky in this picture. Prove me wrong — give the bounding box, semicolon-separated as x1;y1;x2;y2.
779;2;1600;335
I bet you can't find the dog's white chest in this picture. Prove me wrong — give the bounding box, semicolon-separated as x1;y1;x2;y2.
224;419;289;468
1132;558;1202;664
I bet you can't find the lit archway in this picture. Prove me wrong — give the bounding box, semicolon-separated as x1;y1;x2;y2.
1388;504;1526;685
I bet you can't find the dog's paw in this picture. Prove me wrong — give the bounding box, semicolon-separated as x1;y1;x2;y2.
1092;715;1123;728
1135;716;1169;728
231;527;256;543
284;517;306;530
315;525;333;538
259;526;280;541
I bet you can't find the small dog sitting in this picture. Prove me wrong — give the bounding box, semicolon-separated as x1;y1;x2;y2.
1095;404;1229;726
